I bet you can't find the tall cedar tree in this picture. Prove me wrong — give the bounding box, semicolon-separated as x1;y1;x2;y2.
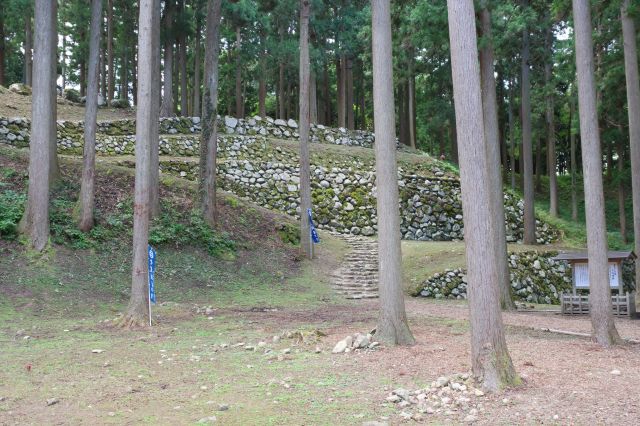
447;0;518;391
371;0;415;346
299;0;312;258
121;0;159;327
571;0;621;346
77;0;103;232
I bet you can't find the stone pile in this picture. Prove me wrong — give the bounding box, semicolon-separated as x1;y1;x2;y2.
385;373;485;423
332;332;380;353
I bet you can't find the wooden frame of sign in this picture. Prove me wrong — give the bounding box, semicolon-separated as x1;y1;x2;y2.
553;251;637;317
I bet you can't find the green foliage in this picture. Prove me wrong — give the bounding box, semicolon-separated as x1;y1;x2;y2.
0;190;25;239
277;223;300;245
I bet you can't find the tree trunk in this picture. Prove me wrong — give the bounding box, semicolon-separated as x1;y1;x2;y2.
337;57;346;128
107;0;114;102
200;0;222;226
310;71;318;124
398;83;408;146
19;0;56;251
0;6;5;86
323;63;331;125
299;0;312;258
179;20;188;116
235;26;243;119
100;27;107;100
447;0;518;391
570;92;578;221
621;0;640;301
278;62;285;119
258;37;266;118
572;0;621;346
535;136;543;192
160;0;175;117
346;57;354;130
521;0;536;245
450;114;458;164
408;56;416;149
77;0;103;232
49;1;60;184
617;137;627;244
193;21;201;117
479;4;515;311
61;32;67;92
546;26;558;217
122;0;156;327
24;12;33;86
148;0;161;218
371;0;415;346
509;82;516;189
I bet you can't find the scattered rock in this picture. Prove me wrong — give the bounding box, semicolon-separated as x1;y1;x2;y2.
197;416;217;424
9;83;31;95
46;398;59;406
217;403;229;411
610;369;621;376
91;349;105;354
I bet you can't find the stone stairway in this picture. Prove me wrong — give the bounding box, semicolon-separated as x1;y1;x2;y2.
331;234;379;299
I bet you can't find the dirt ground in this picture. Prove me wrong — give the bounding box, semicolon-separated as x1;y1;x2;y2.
2;291;639;425
0;90;134;121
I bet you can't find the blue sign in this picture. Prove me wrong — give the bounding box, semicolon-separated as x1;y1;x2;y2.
307;208;320;244
148;245;157;304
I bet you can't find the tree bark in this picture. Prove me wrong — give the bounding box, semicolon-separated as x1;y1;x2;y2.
323;63;331;125
479;3;515;311
20;0;56;251
337;57;346;128
572;0;621;346
621;0;640;301
545;26;558;217
258;36;266;118
24;12;33;86
310;71;318;124
278;61;285;119
49;0;60;184
535;136;543;192
0;6;5;86
200;0;222;226
371;0;415;346
570;92;578;221
107;0;114;102
617;137;627;244
193;20;201;117
521;0;536;244
299;0;312;258
408;56;416;149
235;26;243;119
447;0;518;391
346;57;354;130
148;0;161;218
509;79;516;189
123;0;156;327
179;11;188;116
77;0;103;232
160;0;175;117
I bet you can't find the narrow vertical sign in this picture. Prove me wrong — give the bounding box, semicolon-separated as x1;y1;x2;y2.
148;245;156;326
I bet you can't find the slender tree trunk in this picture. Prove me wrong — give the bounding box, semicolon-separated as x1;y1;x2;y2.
621;0;640;301
107;0;114;102
617;137;627;244
278;61;285;119
49;1;60;184
570;92;578;221
479;4;514;311
398;84;408;145
258;38;266;117
450;114;458;164
19;0;56;251
179;21;188;115
535;136;543;192
148;0;161;218
61;32;67;92
448;0;518;391
408;56;416;149
77;0;103;232
521;0;536;244
100;28;106;100
323;64;331;125
359;61;366;128
122;0;156;327
346;57;354;130
572;0;621;347
371;0;415;346
310;71;318;124
24;12;33;86
193;21;201;117
200;0;222;226
299;0;312;258
337;57;346;127
160;0;175;117
546;27;558;217
0;7;5;86
235;26;243;119
509;90;516;189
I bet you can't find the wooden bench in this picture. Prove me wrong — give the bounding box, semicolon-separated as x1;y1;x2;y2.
561;292;637;317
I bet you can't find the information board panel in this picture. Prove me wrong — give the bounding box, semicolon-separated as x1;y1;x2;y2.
574;262;619;288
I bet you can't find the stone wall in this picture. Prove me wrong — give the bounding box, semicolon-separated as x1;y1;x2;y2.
415;252;636;304
157;137;557;243
0;114;378;150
